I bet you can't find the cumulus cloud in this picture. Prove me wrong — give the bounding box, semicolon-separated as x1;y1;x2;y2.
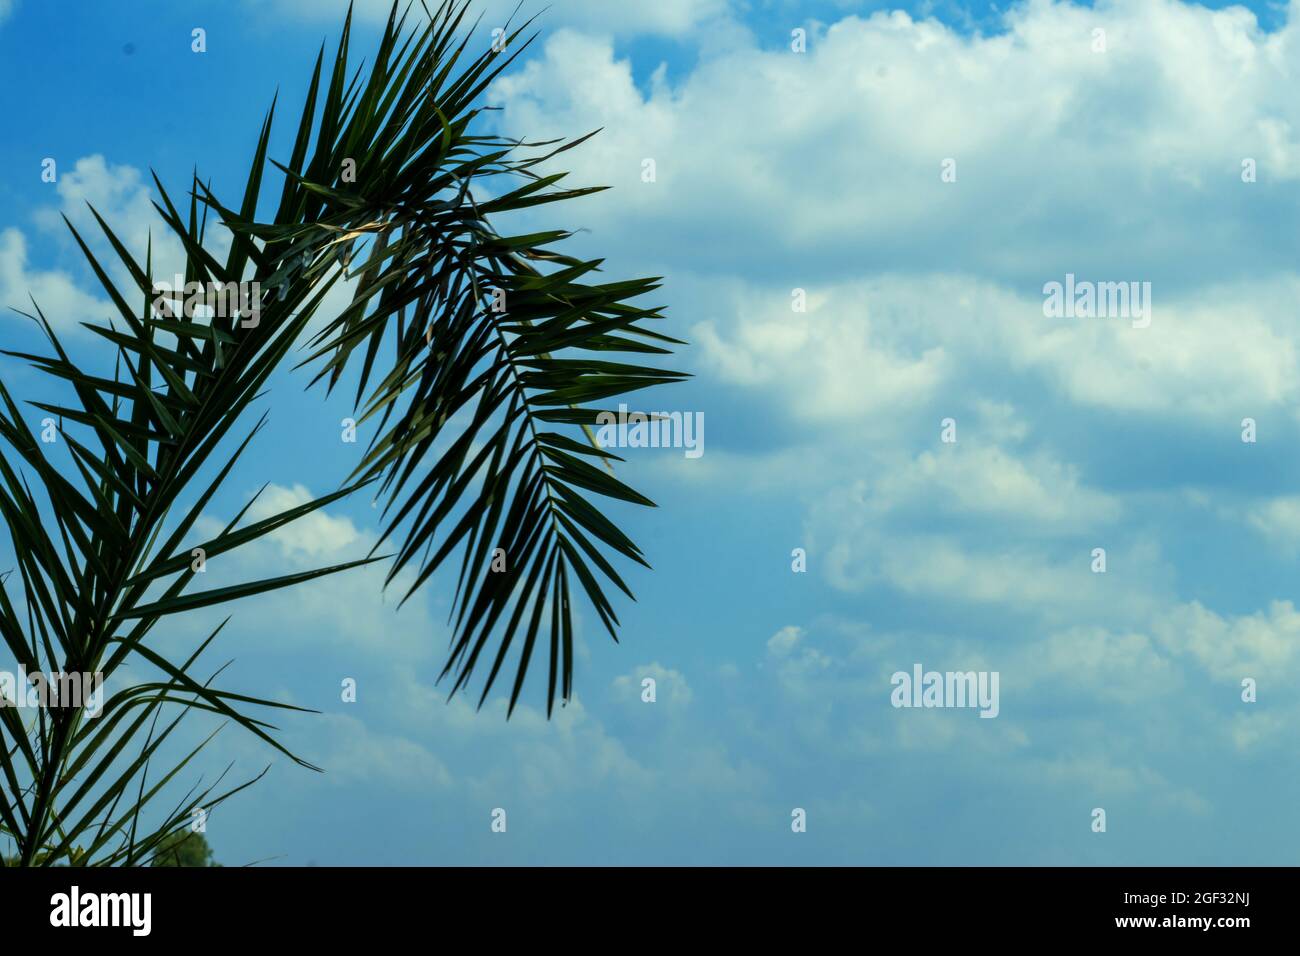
692;272;1300;432
179;487;750;819
765;625;806;657
611;661;693;710
244;483;364;562
302;713;454;790
1246;495;1300;549
35;156;185;264
489;2;1300;284
0;227;115;331
2;155;207;333
1155;599;1300;681
692;283;949;426
795;403;1151;621
478;4;1300;656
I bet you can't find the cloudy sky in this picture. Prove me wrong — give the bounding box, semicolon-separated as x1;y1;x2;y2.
2;0;1300;864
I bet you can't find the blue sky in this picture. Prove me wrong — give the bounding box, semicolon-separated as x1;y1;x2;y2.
3;0;1300;865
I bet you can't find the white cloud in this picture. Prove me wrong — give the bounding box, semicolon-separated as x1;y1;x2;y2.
693;273;1300;431
611;661;692;709
244;483;363;561
763;624;832;692
476;3;1300;777
0;227;115;330
1227;711;1288;752
2;155;197;333
1018;625;1178;701
1036;755;1209;813
304;713;453;789
36;156;177;259
182;483;432;659
870;444;1120;528
1015;277;1300;420
693;283;948;426
1154;599;1300;681
1246;495;1300;549
765;625;805;657
179;487;756;811
798;422;1144;618
488;2;1300;287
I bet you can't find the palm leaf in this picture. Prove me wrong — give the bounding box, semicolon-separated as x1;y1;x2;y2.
0;0;683;866
200;0;686;715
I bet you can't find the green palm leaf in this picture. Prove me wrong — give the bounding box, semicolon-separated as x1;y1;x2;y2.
199;0;686;715
0;0;682;866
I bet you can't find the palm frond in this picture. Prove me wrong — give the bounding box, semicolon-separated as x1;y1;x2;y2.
0;0;682;866
0;173;380;865
200;0;686;715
